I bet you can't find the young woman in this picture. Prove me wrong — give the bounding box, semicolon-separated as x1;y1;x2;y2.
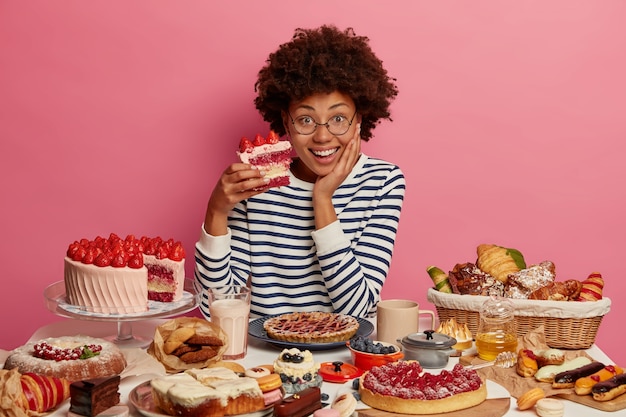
195;25;405;319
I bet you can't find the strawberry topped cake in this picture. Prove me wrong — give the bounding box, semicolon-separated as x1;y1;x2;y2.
237;130;292;188
64;234;185;314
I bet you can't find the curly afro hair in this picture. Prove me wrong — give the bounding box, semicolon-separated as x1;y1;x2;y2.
254;25;398;141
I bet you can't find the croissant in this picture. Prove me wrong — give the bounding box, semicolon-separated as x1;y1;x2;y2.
528;280;583;301
476;244;526;284
0;369;70;416
577;272;604;301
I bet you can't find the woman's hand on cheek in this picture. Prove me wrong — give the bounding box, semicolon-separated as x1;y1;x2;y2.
314;131;361;198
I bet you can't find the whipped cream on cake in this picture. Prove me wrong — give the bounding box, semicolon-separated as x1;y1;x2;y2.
237;131;292;188
273;348;323;394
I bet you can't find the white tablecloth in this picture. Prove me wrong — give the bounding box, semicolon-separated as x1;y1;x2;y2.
8;318;619;417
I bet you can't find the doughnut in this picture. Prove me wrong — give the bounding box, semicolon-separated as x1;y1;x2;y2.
259;364;275;373
245;367;271;379
536;349;565;367
331;392;357;417
516;387;545;410
257;373;282;392
552;361;605;389
535;398;564;417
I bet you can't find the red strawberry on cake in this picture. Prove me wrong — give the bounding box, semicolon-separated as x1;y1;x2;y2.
237;130;292;188
64;233;185;314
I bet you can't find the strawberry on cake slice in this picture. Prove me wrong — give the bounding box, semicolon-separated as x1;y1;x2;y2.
237;130;292;188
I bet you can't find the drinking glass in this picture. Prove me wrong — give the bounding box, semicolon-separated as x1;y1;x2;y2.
206;285;251;359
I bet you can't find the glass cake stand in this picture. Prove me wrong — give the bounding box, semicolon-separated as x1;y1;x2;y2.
43;279;201;348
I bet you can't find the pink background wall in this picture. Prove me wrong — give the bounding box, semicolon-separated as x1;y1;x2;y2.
1;1;624;362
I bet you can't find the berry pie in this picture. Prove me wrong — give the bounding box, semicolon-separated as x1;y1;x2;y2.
263;312;359;343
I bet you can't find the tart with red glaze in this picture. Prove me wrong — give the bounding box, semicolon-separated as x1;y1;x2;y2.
263;312;359;343
359;361;487;414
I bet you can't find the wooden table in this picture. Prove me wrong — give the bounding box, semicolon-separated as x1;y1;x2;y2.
18;318;620;417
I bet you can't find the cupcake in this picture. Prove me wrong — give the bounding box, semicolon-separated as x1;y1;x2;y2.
273;348;323;394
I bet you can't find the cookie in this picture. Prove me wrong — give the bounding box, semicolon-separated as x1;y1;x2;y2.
535;398;564;417
170;344;198;356
517;387;545;410
179;346;217;364
187;335;224;346
164;327;196;354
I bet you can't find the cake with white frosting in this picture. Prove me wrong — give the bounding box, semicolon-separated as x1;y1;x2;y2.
150;368;265;417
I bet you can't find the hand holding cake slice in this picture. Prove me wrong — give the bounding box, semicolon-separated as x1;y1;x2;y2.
237;130;292;188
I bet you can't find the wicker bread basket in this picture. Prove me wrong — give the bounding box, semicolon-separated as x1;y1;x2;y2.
427;288;611;349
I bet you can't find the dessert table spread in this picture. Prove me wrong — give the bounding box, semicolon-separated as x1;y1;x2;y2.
8;317;619;417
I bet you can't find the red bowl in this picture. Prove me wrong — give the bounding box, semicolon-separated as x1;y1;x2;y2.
347;340;404;371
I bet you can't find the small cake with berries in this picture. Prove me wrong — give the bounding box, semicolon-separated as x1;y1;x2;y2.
64;234;185;314
3;336;126;382
237;130;292;188
273;348;322;394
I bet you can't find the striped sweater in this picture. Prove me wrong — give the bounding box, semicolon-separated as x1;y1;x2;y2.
194;154;405;319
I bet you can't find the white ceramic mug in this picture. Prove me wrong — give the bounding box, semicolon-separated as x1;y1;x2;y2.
376;299;436;345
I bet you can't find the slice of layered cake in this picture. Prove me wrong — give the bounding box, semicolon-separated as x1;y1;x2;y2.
237;130;292;188
143;238;186;302
69;375;121;417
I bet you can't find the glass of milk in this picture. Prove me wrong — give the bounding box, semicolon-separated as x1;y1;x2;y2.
206;285;251;359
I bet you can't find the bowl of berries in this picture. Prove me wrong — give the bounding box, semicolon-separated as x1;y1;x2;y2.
347;336;404;371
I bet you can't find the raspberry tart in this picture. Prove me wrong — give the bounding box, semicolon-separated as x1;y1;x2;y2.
263;312;359;343
359;361;487;414
237;130;292;188
64;234;185;314
3;336;126;383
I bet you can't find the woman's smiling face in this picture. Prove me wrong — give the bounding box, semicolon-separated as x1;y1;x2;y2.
284;91;360;183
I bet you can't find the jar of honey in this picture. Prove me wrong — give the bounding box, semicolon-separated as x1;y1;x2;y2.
475;296;517;361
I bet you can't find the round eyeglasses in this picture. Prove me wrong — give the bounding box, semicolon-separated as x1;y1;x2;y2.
288;110;357;136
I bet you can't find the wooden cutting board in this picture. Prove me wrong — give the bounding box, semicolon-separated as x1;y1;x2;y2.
459;355;626;412
356;398;510;417
557;392;626;412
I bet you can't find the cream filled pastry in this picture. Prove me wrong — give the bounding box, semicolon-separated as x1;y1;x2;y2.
273;348;323;394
